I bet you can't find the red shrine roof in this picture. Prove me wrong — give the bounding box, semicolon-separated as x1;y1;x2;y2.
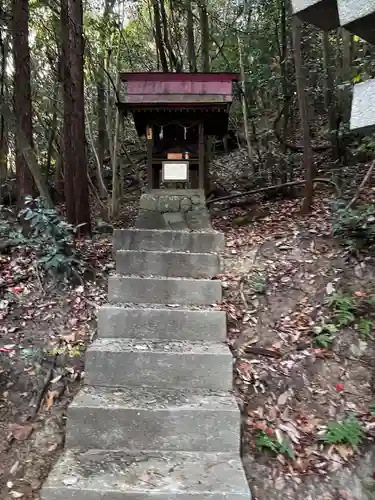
118;72;239;109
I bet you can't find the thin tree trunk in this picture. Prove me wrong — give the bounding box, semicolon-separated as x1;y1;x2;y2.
12;0;36;204
341;28;352;123
0;102;53;206
110;61;121;218
279;0;289;182
0;30;8;183
159;0;179;70
152;0;168;71
110;1;124;218
199;0;210;193
186;0;196;71
86;105;108;198
45;80;59;183
292;15;314;213
322;31;339;161
97;0;114;195
199;1;210;72
345;159;375;210
237;34;253;163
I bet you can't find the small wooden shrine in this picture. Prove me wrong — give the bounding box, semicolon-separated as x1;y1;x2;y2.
118;72;239;191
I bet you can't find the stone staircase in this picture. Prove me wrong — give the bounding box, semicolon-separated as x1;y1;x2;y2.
41;228;250;499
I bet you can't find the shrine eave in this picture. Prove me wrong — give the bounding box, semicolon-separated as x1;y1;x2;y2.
117;102;232;113
119;72;240;83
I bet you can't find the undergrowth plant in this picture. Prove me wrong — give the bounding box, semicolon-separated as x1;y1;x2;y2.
254;430;295;460
323;416;364;447
326;293;356;327
19;197;84;280
313;320;337;348
325;291;375;340
332;200;375;252
0;206;26;245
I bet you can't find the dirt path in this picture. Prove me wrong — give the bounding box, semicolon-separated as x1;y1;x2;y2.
0;237;111;499
213;197;375;499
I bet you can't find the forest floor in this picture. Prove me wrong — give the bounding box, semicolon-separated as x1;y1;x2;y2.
1;189;375;499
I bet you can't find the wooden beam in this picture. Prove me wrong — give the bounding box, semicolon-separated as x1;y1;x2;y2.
198;123;205;190
146;125;153;190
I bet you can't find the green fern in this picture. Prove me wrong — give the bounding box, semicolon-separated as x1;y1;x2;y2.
357;318;373;340
368;403;375;417
254;431;295;460
324;416;364;447
314;333;333;348
326;293;356;326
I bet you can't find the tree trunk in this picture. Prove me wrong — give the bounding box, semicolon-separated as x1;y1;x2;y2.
96;0;114;196
279;0;290;182
12;0;36;204
61;0;91;234
97;80;108;195
0;101;53;205
0;30;8;183
186;0;196;72
322;31;339;161
199;1;210;72
237;34;253;163
159;0;179;70
292;15;314;213
199;1;210;193
152;0;168;72
341;28;352;124
45;80;59;183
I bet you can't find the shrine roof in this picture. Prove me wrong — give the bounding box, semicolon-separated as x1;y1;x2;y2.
119;72;239;83
118;72;239;108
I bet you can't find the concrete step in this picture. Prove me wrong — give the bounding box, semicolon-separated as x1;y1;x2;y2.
108;275;222;305
113;228;225;254
85;339;233;390
66;386;240;452
97;305;226;341
41;449;250;500
116;250;220;278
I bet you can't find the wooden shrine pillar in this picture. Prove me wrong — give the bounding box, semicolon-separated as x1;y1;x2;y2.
198;123;205;191
146;125;153;191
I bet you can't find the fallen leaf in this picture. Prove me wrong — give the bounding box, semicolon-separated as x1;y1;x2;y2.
45;390;61;410
335;444;353;461
9;461;20;475
326;282;334;295
277;391;289;406
10;491;24;499
279;422;301;444
275;428;285;445
9;423;33;441
62;332;76;343
62;476;79;486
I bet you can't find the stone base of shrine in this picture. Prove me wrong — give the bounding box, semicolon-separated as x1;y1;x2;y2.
135;190;211;230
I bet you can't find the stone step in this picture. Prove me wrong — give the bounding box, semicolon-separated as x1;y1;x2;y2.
113;228;225;254
108;276;222;305
85;339;233;390
115;250;220;278
97;305;226;341
41;449;250;500
66;386;240;452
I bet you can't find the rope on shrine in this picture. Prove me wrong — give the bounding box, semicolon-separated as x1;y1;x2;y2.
153;121;200;139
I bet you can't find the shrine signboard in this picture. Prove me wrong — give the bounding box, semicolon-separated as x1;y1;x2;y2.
292;0;375;135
